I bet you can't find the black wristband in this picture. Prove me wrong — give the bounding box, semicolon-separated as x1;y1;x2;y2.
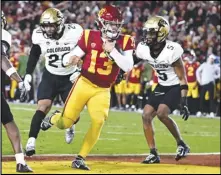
181;97;188;106
180;84;188;90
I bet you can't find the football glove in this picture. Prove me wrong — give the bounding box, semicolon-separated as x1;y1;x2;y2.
23;74;32;91
180;97;190;121
18;81;28;102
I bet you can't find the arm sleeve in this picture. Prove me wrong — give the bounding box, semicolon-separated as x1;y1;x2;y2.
26;44;41;74
109;49;134;72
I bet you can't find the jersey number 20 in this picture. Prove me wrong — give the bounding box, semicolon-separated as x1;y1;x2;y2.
48;52;70;68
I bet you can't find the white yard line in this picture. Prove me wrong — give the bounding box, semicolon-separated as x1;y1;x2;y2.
2;129;219;137
10;105;220;119
2;152;220;158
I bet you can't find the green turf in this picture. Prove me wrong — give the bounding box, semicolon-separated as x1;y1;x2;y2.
2;103;220;155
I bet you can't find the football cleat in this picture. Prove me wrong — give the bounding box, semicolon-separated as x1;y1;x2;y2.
65;125;75;144
72;156;90;170
16;163;33;173
142;153;160;164
40;110;60;131
25;137;36;156
175;144;190;161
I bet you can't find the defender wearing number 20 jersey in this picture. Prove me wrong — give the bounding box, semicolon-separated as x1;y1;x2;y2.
32;23;83;75
136;40;183;86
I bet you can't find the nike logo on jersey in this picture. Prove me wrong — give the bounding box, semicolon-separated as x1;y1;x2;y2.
64;43;69;45
154;92;165;96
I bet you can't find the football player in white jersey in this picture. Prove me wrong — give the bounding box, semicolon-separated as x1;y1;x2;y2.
1;11;33;173
135;16;190;164
24;8;83;156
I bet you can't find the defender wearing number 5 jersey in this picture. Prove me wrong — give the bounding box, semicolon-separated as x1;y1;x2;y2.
135;16;190;164
41;5;134;170
25;8;83;157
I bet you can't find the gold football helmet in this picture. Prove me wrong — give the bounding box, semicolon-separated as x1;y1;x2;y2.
40;8;64;39
142;16;170;45
1;11;7;29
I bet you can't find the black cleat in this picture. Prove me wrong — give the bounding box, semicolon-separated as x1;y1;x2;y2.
72;157;90;170
25;149;35;157
175;144;190;161
40;110;60;131
142;153;160;164
16;163;33;173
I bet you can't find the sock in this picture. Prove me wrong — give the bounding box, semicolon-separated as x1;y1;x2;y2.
150;148;158;156
15;153;26;165
29;110;46;138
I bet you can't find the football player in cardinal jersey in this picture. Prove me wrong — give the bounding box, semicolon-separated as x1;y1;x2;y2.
126;62;144;111
135;16;190;164
24;8;83;156
40;5;134;170
183;50;200;114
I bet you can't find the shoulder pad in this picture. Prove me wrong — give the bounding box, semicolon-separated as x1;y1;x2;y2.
32;27;44;45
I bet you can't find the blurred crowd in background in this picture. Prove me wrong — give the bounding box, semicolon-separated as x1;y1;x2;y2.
1;1;220;117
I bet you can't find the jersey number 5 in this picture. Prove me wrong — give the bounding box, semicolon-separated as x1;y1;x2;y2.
156;70;168;81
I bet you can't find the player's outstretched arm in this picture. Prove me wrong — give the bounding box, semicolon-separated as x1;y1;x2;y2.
1;42;30;100
173;58;190;121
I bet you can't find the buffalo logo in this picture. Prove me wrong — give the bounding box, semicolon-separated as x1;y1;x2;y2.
91;43;96;48
98;8;106;17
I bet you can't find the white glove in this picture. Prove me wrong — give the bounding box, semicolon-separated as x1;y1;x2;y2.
24;74;32;91
18;81;28;102
70;69;81;83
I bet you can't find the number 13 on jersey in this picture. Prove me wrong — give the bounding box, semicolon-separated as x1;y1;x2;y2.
88;49;113;75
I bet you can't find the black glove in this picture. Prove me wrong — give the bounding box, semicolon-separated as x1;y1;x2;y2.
115;70;125;85
18;81;28;102
180;97;190;121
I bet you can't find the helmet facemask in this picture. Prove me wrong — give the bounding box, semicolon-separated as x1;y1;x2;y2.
40;8;64;39
142;28;158;46
142;16;170;47
99;17;123;40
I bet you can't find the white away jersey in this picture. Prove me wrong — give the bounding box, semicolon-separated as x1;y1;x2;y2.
2;29;11;47
32;23;83;75
136;40;183;86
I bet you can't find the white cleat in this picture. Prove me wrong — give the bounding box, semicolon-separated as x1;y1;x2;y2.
65;125;75;144
25;137;36;156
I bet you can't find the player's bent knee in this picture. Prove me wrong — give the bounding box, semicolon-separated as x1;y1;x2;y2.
56;117;73;129
156;110;168;120
142;112;153;123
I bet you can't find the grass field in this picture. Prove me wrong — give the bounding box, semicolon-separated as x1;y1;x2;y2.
2;103;220;155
